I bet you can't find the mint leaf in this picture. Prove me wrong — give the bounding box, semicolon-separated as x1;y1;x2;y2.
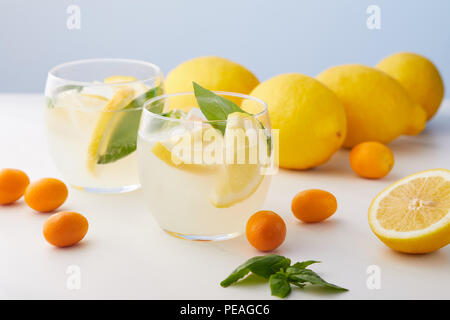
287;269;348;291
97;86;163;164
220;255;289;287
269;272;291;298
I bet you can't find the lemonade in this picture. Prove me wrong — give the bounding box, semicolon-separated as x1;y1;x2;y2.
44;59;164;192
137;90;275;240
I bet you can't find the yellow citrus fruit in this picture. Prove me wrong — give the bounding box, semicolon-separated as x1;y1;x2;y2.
368;169;450;254
165;56;259;111
376;52;444;121
244;73;346;169
209;112;264;208
104;75;138;84
317;64;427;148
150;126;221;173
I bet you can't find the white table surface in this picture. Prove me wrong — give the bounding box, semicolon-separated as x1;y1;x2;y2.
0;94;449;300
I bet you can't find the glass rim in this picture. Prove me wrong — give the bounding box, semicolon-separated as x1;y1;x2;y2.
48;58;163;87
143;91;268;123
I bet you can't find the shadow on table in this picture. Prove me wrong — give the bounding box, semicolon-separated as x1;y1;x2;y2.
379;245;449;265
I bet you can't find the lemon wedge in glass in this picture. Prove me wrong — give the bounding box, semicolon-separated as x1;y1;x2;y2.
151;126;221;173
209;112;264;208
86;87;135;173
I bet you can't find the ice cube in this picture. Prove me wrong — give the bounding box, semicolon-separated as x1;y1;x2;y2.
186;107;206;121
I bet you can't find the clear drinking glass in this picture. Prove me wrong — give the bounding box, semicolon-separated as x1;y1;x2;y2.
44;59;164;193
137;92;275;241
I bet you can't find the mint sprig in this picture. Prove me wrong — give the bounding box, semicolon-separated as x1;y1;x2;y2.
221;255;348;298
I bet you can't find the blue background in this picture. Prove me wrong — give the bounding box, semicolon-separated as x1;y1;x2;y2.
1;0;449;94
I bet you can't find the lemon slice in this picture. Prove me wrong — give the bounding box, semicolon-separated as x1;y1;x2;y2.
368;169;450;254
151;128;220;173
104;75;149;98
86;87;135;173
104;75;137;84
151;142;185;168
209;112;264;208
80;93;109;102
55;90;108;110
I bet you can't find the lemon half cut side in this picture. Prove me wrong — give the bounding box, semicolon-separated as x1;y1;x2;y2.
368;169;450;254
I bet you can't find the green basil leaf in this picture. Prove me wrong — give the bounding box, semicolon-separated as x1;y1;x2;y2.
220;255;289;287
290;260;321;270
290;281;306;288
288;269;348;291
248;256;291;279
45;97;55;109
193;82;247;134
96;86;163;164
269;272;291;298
192;82;272;155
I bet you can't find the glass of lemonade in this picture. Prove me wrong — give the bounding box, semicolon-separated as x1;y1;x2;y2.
137;91;275;240
45;59;164;193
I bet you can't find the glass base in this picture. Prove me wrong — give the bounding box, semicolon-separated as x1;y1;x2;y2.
71;184;140;194
164;229;241;241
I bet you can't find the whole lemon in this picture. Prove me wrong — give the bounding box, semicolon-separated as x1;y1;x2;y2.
165;56;259;111
376;52;444;121
317;65;427;148
244;73;347;169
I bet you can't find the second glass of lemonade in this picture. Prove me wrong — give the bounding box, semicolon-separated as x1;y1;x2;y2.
45;59;164;193
137;92;275;240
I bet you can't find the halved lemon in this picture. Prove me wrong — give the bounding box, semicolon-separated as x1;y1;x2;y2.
209;112;264;208
368;169;450;254
86;87;135;173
